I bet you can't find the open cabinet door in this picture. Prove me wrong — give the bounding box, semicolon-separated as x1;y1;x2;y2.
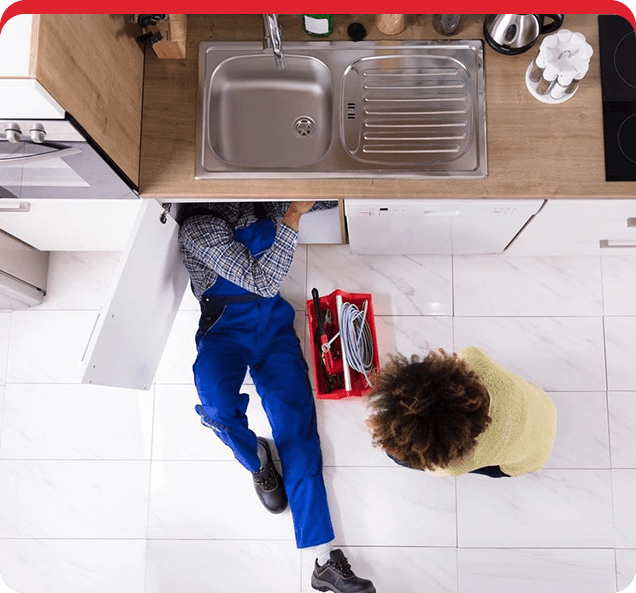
81;200;190;390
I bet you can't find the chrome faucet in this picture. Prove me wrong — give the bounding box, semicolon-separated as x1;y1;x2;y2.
262;14;285;68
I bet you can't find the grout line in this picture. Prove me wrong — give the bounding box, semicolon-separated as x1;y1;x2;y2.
601;315;613;475
451;254;456;318
0;311;9;457
614;548;619;593
0;538;622;548
455;475;460;593
599;253;607;318
141;538;150;593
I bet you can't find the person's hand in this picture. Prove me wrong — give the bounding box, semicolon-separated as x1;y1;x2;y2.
282;201;315;231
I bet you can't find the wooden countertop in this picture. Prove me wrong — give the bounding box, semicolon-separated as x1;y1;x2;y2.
33;15;145;186
139;14;636;200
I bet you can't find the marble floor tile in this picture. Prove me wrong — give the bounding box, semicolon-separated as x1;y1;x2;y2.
8;310;99;384
604;317;636;391
454;255;604;317
154;310;199;384
148;460;294;541
280;243;307;312
316;398;393;468
454;317;606;391
152;384;274;461
37;251;122;311
301;546;458;593
179;285;199;311
7;244;636;593
0;460;150;538
612;469;636;549
458;548;616;593
324;466;457;547
608;392;636;468
0;539;146;593
0;387;3;454
544;392;610;469
0;383;153;460
0;312;10;385
307;245;453;316
294;308;307;355
375;315;454;361
145;540;300;593
601;255;636;316
456;470;615;548
616;549;636;592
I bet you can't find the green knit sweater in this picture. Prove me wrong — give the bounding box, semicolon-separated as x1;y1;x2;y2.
429;347;557;477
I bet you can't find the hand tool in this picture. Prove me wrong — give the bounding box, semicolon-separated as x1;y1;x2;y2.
311;288;343;389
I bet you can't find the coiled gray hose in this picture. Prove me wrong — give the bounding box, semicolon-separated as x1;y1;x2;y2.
339;300;374;387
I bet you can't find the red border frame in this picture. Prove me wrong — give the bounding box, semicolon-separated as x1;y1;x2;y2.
1;3;635;34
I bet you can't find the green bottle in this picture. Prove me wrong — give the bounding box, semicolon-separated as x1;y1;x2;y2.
303;14;334;37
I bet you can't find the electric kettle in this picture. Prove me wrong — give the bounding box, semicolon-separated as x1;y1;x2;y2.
484;14;564;54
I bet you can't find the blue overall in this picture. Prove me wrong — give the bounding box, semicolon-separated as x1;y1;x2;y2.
192;216;335;549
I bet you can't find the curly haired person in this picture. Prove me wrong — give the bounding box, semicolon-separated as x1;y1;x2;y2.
366;347;557;478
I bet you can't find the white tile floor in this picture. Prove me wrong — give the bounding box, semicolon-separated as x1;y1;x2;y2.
0;247;635;593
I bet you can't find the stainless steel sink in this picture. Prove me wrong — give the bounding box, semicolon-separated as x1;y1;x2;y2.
206;54;333;168
196;40;487;179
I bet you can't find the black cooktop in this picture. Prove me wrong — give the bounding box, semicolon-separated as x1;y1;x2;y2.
598;15;636;181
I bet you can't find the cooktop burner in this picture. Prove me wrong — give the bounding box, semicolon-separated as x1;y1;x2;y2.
618;114;636;163
615;30;636;89
598;15;636;181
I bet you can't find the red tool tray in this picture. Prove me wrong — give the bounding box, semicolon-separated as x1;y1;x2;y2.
307;289;380;400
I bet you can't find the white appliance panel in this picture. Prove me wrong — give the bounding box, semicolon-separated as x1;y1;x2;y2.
345;199;544;255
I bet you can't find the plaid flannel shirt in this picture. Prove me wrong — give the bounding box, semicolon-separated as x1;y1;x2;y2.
178;201;336;302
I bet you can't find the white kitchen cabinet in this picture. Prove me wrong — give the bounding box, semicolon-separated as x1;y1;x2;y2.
0;14;65;118
0;199;142;251
506;199;636;255
345;199;544;255
0;13;32;76
80;200;342;390
0;197;341;253
81;199;189;390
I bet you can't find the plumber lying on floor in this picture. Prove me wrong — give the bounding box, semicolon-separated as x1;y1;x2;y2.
178;201;376;593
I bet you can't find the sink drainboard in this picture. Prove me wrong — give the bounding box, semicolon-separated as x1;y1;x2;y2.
342;55;474;166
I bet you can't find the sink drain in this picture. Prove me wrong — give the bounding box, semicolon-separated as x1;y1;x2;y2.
293;116;315;137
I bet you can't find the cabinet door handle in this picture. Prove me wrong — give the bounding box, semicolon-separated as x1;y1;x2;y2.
0;201;30;212
600;240;636;248
627;218;636;228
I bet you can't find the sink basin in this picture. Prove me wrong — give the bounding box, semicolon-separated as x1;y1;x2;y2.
206;54;333;168
196;40;487;179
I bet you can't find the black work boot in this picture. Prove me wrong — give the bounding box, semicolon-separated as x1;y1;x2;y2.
252;437;287;514
311;549;376;593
